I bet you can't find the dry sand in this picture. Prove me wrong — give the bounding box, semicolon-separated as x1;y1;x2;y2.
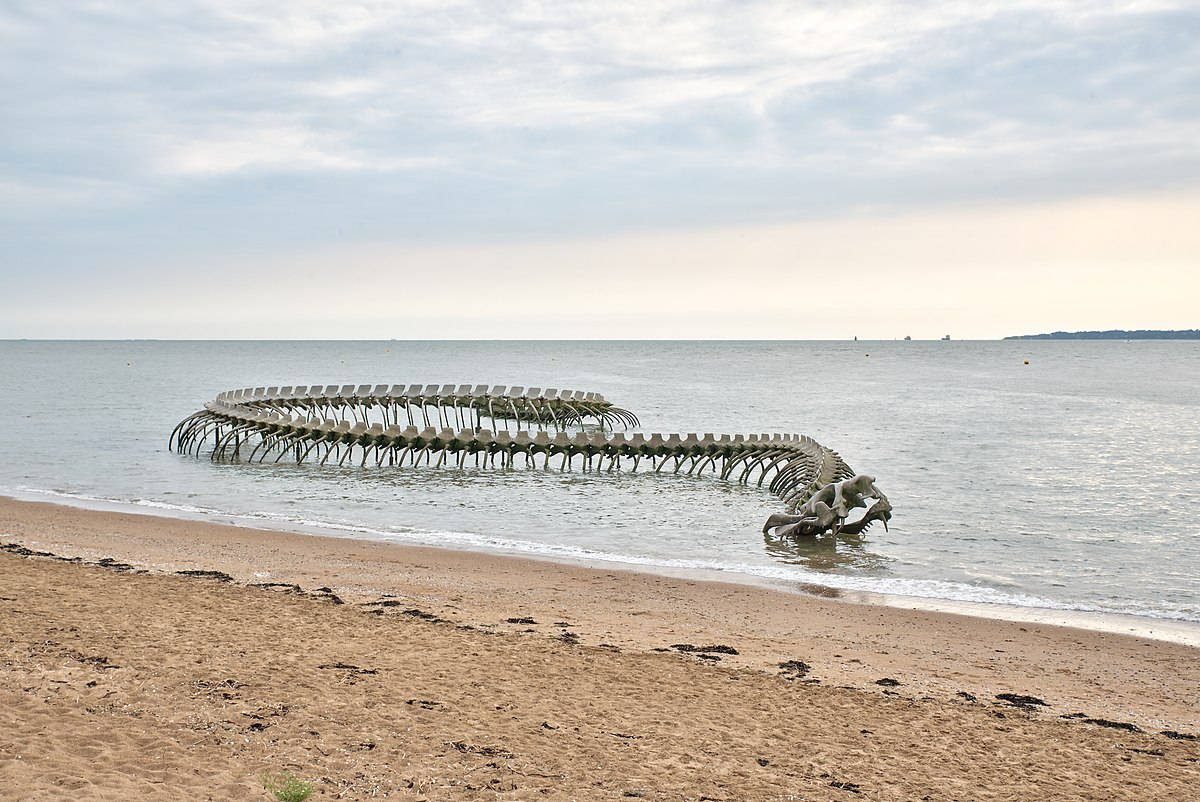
1;496;1197;800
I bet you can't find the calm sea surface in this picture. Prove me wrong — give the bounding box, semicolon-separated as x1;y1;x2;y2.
2;340;1198;628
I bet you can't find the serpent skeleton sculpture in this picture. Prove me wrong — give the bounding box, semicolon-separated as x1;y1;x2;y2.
170;383;892;537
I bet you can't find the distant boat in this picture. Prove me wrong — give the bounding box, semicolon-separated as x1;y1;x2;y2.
942;335;950;341
904;335;911;341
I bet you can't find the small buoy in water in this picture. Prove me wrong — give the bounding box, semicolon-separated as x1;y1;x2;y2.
1023;359;1029;365
865;353;870;357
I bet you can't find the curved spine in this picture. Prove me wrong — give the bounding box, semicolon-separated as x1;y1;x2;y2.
171;384;886;534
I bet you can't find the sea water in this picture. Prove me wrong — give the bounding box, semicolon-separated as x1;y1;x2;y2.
1;340;1197;629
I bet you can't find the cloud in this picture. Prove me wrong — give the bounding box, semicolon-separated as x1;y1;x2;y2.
1;0;1197;299
149;118;448;176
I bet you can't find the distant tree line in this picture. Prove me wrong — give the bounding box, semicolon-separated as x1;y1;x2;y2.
1004;330;1200;340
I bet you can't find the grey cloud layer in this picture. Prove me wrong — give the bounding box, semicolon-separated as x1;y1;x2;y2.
2;0;1198;257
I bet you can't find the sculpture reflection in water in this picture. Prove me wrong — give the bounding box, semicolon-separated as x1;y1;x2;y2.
762;526;891;573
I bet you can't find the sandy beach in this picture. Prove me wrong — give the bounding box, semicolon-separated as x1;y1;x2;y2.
2;496;1197;800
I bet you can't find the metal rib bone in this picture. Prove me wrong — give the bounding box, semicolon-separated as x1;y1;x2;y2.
176;383;637;438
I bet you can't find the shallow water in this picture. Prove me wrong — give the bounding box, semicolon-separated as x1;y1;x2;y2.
2;339;1197;623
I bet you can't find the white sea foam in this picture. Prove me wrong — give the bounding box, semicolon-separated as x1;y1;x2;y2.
8;483;1199;630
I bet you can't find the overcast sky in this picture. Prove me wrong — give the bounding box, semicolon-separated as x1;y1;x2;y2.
2;1;1197;339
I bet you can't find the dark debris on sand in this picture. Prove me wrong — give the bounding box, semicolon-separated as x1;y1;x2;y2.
669;643;739;655
1162;730;1197;740
1086;718;1142;733
406;699;442;710
1;541;84;565
95;557;137;572
252;582;303;593
67;650;118;669
1;543;55;558
1088;718;1141;733
996;693;1048;710
447;740;515;759
175;569;234;582
778;660;811;679
308;587;344;605
401;608;448;623
317;662;378;676
1060;713;1144;733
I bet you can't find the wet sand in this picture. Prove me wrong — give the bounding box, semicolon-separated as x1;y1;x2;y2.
2;496;1197;800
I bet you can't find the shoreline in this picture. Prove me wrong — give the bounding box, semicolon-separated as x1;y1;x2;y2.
6;488;1199;648
2;495;1197;732
3;495;1198;799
